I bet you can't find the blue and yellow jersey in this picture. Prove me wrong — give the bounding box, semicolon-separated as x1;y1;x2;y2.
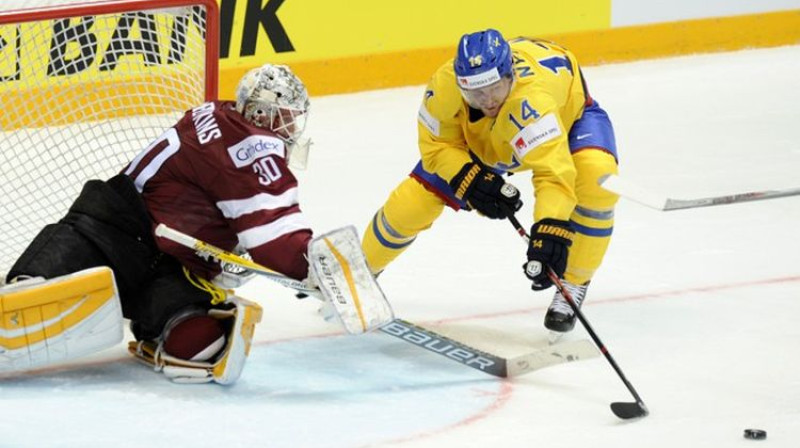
416;37;589;221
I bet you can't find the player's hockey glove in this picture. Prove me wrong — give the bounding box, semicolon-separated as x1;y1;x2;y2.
523;218;574;291
449;162;522;219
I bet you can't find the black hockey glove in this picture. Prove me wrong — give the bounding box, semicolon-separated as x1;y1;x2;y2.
449;162;522;219
523;218;574;291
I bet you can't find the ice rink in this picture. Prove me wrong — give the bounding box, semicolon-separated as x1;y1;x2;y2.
2;45;800;447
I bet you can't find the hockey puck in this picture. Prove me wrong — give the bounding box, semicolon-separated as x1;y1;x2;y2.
743;429;767;440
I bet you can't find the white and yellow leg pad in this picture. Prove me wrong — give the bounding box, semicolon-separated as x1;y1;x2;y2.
128;295;262;385
1;267;123;372
308;226;394;334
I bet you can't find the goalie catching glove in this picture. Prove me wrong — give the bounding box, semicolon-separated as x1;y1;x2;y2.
449;162;522;219
523;219;574;291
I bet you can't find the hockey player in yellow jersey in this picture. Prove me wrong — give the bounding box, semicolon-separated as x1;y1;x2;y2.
362;29;620;334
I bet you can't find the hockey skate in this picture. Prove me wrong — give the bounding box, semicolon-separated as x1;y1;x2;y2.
544;280;589;336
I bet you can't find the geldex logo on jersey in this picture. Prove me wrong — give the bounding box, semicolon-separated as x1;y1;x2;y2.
227;135;285;168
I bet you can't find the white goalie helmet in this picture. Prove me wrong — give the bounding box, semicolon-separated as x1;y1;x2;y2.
235;64;310;144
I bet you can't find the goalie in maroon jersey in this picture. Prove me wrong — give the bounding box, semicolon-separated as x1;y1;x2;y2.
2;64;323;384
126;64;313;283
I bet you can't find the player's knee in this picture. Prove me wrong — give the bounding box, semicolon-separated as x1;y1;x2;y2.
382;178;446;233
570;151;617;241
573;149;619;208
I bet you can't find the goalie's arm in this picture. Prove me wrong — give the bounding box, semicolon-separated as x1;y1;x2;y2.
156;224;395;335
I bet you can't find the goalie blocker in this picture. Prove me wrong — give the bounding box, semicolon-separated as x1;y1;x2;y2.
307;226;394;334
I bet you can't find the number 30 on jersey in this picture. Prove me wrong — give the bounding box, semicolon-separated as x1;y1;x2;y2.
253;156;282;186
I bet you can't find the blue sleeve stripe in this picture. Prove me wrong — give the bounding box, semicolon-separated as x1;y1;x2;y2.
570;220;614;237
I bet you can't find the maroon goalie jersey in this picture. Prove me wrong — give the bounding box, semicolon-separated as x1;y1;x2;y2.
123;100;312;280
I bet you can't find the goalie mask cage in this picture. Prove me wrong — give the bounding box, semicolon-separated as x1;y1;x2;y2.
0;0;219;276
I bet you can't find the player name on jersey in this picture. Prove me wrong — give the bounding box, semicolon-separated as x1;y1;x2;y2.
192;103;222;144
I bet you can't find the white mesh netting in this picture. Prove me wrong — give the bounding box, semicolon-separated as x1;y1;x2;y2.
0;0;214;274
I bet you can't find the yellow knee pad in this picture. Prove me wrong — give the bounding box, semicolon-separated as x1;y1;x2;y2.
362;178;446;273
566;150;619;284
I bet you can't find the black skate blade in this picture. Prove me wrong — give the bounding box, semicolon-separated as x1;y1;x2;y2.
610;401;649;420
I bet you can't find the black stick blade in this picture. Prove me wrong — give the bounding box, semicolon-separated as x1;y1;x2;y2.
610;401;649;420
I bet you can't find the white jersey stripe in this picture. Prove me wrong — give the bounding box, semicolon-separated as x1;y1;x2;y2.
216;188;299;219
237;212;310;249
131;128;182;192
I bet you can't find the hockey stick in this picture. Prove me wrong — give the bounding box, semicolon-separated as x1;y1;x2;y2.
600;174;800;211
506;213;649;420
381;319;598;378
154;224;317;293
156;224;597;378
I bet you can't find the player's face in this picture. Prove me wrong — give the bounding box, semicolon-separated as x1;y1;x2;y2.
460;76;513;117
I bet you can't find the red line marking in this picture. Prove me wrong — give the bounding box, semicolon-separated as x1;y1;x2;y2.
427;274;800;326
359;381;515;448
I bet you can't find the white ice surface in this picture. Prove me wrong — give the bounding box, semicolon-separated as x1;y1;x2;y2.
2;45;800;448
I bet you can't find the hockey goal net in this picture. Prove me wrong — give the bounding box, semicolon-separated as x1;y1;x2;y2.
0;0;218;275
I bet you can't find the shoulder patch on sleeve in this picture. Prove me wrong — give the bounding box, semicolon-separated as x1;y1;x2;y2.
418;104;441;137
510;113;562;159
227;135;286;168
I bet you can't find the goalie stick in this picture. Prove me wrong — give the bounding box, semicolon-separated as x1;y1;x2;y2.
505;212;649;420
381;319;599;378
156;224;597;377
599;174;800;211
154;224;316;293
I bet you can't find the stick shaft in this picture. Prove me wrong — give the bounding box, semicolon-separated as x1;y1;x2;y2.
663;187;800;210
506;213;647;408
600;174;800;211
155;223;316;292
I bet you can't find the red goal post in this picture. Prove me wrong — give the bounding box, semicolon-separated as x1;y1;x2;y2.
0;0;219;275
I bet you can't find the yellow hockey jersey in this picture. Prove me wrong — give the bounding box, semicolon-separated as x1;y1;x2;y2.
416;37;589;221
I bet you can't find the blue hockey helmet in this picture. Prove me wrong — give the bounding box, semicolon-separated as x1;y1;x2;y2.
453;29;512;90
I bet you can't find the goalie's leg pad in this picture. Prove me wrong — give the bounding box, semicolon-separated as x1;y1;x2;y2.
1;267;123;372
309;226;394;334
128;295;262;385
162;307;227;361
